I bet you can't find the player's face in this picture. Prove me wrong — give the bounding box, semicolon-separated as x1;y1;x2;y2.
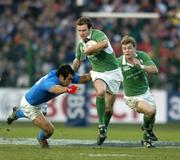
77;24;90;41
60;74;73;86
121;43;136;59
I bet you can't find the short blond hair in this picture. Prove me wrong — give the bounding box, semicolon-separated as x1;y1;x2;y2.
120;35;137;47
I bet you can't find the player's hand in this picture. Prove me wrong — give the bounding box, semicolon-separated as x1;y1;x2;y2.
83;40;97;54
133;58;141;68
83;46;90;54
67;85;78;94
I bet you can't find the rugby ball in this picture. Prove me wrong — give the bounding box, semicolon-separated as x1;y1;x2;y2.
85;40;97;48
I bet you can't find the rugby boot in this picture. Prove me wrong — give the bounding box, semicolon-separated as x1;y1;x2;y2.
97;126;107;145
142;126;158;141
7;107;19;125
37;139;49;148
142;129;155;148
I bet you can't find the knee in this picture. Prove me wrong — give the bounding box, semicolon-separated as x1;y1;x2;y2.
96;90;105;97
147;107;156;117
50;125;55;135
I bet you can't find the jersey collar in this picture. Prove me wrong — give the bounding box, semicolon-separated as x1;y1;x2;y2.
122;54;137;67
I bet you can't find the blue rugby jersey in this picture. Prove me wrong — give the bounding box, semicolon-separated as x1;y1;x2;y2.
25;70;80;105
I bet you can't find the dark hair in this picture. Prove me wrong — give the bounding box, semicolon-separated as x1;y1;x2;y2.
56;64;75;79
76;16;93;29
120;35;137;47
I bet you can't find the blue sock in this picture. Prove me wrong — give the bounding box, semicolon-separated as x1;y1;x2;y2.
16;110;26;118
37;130;47;140
37;130;53;141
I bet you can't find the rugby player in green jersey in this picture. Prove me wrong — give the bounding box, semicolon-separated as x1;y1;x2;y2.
72;17;122;145
116;35;159;148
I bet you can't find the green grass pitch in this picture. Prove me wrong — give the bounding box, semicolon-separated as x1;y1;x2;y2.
0;122;180;160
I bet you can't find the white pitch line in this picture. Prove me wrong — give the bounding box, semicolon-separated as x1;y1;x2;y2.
80;153;135;157
0;138;180;148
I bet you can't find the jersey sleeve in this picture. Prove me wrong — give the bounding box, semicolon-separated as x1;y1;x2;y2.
75;43;86;61
72;74;81;84
93;30;107;42
141;52;155;66
44;82;56;92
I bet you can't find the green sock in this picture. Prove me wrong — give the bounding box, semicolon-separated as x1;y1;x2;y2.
104;111;112;128
96;97;105;125
150;115;155;129
143;114;155;129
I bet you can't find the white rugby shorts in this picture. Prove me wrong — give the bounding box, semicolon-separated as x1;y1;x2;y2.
20;95;46;120
124;88;156;110
90;68;122;94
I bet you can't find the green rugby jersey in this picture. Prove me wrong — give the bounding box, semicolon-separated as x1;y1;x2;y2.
76;29;118;72
116;51;155;96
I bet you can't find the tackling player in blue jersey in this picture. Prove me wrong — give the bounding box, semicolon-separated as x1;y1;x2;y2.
7;64;91;148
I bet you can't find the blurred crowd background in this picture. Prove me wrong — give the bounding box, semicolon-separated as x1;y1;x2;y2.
0;0;179;91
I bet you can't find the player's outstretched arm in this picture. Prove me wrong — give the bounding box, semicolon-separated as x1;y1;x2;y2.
50;85;78;94
79;73;91;83
72;58;82;72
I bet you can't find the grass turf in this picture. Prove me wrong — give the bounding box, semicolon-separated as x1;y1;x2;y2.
0;122;180;160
